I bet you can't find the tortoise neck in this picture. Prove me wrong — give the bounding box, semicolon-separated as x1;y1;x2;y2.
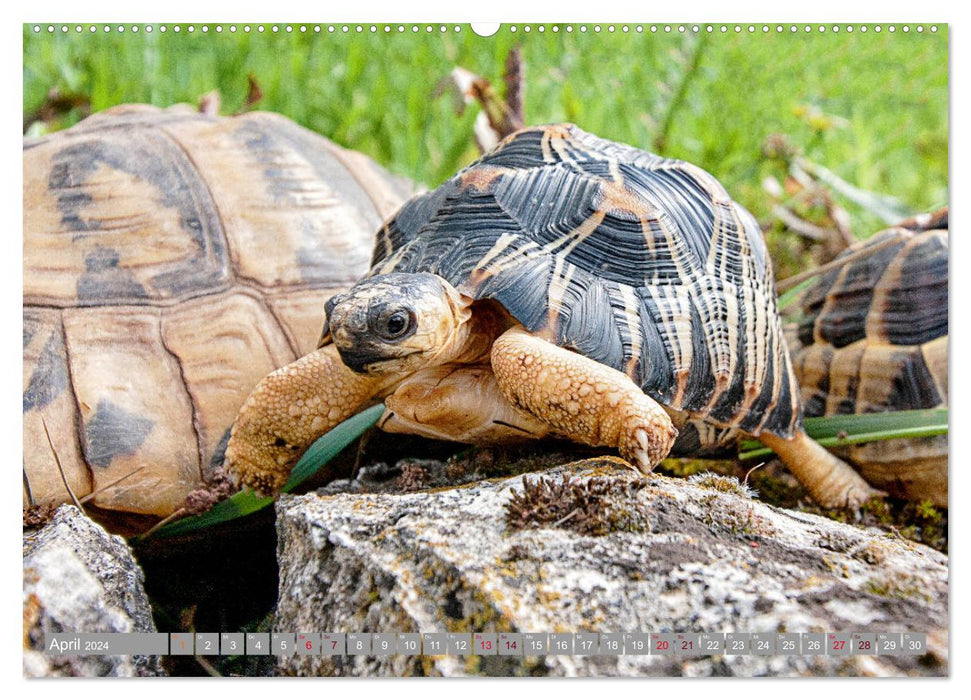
451;300;517;365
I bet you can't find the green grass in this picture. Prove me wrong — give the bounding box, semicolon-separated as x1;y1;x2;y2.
24;24;947;247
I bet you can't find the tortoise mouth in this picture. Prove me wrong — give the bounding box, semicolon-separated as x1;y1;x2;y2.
338;348;422;374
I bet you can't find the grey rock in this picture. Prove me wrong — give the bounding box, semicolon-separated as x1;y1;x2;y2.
23;506;163;677
274;459;947;677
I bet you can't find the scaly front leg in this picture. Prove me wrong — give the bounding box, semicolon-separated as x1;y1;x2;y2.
225;344;384;494
490;327;678;471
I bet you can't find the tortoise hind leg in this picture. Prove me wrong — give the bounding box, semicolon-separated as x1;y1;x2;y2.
490;327;678;471
759;430;883;508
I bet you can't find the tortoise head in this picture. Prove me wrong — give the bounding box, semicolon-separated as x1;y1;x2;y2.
324;273;472;374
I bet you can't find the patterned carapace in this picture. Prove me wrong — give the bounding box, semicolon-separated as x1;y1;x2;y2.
789;210;948;505
367;124;800;444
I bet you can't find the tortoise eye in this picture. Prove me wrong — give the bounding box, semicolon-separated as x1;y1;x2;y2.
375;308;416;341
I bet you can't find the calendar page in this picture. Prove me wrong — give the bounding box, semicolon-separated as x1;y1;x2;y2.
22;13;949;681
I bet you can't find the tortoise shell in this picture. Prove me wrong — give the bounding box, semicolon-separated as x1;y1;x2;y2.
791;210;948;504
365;124;800;446
23;104;412;522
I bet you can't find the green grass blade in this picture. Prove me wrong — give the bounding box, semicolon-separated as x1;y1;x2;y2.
145;491;276;539
282;403;385;491
146;403;385;538
738;408;948;460
803;408;948;440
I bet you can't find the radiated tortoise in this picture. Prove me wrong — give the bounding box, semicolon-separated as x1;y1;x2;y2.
23;104;412;526
227;123;882;508
791;208;948;506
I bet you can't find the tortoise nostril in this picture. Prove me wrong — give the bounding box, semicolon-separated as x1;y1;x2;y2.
273;437;287;448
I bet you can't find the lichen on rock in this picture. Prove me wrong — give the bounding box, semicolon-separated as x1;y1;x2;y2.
274;458;947;677
23;506;163;677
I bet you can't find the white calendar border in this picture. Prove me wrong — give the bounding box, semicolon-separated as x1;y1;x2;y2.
7;1;963;696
